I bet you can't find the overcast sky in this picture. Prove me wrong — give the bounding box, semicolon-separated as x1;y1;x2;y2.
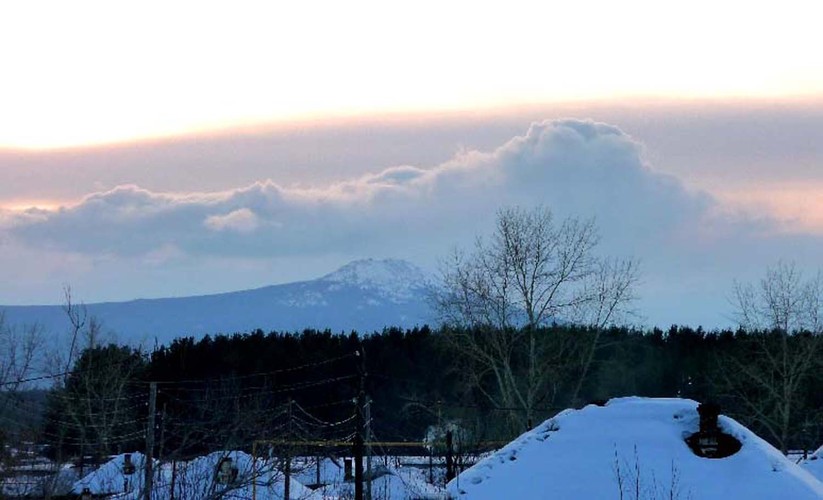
0;1;821;329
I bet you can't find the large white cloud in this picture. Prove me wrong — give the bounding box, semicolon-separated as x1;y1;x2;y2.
6;120;715;257
2;119;814;326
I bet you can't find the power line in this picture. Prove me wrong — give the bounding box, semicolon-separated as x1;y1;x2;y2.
156;374;357;404
0;350;150;389
0;371;72;388
394;395;560;413
137;352;357;386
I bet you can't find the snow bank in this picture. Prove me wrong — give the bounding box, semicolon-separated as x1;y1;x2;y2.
447;397;823;499
293;456;347;486
73;451;319;499
156;451;319;500
3;462;76;498
802;444;823;483
295;456;445;499
314;463;445;499
72;452;151;496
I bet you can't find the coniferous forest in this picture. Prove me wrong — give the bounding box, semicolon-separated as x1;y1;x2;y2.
30;324;823;467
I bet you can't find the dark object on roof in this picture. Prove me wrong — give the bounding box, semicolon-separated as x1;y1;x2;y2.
686;402;742;459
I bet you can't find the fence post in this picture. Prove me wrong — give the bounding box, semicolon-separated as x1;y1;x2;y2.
144;382;156;500
445;430;455;482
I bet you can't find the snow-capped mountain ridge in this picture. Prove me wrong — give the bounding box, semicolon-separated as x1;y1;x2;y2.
320;258;428;302
0;259;434;347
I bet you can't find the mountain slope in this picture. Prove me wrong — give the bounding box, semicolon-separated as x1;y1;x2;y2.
0;259;434;347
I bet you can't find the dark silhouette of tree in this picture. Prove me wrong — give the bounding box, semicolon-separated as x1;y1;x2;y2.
43;344;146;460
721;262;822;454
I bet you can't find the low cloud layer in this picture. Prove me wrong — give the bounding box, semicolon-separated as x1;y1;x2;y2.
7;120;714;257
1;119;816;327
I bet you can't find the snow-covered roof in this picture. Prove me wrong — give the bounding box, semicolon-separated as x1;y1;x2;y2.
447;397;823;499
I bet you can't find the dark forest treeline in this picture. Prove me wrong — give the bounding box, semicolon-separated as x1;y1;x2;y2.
37;325;823;463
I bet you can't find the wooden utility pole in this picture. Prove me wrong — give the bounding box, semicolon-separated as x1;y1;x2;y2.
365;397;372;500
158;403;167;463
354;348;366;500
446;430;455;482
169;460;176;500
144;382;157;500
285;398;292;500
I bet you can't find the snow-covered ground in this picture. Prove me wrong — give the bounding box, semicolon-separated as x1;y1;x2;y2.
72;452;152;496
802;445;823;484
447;397;823;499
0;453;76;498
58;399;823;499
70;451;447;499
309;461;444;499
72;451;320;499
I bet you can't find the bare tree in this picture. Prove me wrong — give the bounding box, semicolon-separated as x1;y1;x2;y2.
723;261;823;454
0;312;45;423
436;207;601;330
0;311;54;497
61;285;99;383
434;206;639;430
568;257;641;405
43;288;146;472
0;311;44;396
613;446;693;500
732;261;822;333
48;344;146;463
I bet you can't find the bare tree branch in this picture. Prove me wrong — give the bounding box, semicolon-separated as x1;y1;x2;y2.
433;206;640;431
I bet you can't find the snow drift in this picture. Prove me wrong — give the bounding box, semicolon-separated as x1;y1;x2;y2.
802;444;823;484
72;451;320;499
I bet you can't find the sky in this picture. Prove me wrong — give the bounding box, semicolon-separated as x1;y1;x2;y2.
1;1;822;328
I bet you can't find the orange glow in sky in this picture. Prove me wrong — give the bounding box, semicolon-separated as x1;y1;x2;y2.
717;183;823;235
1;0;822;149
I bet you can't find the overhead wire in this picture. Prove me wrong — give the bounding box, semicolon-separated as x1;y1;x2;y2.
5;349;365;462
136;352;357;386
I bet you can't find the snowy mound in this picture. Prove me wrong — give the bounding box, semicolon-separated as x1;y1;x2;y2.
802;445;823;483
72;452;152;495
159;451;319;500
320;258;428;301
73;451;319;499
293;457;347;486
448;397;823;499
296;458;443;499
324;465;444;499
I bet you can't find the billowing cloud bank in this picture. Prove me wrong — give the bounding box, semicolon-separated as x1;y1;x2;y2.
2;119;816;326
7;120;713;257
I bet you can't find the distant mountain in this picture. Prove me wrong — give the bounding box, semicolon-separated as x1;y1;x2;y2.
0;259;435;347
